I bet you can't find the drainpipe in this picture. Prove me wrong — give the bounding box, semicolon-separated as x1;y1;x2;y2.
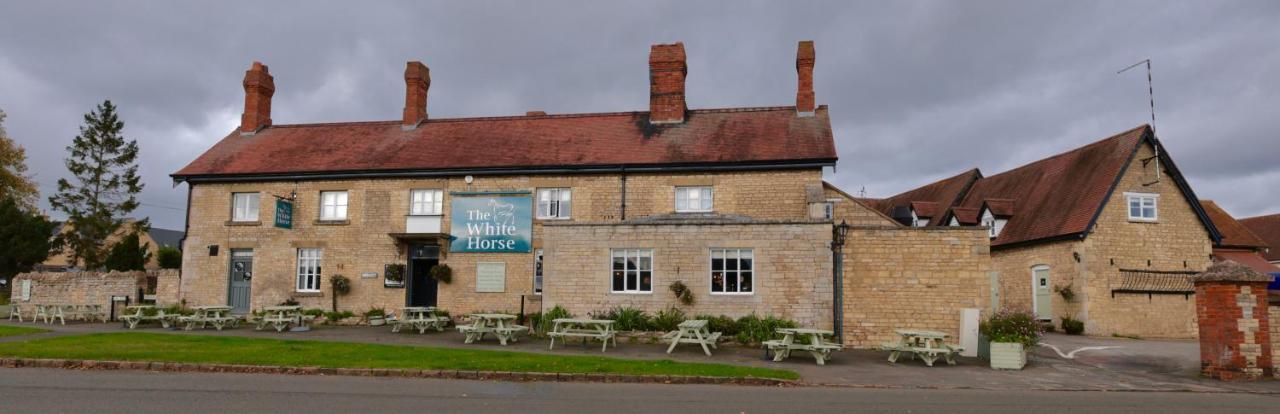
831;221;848;344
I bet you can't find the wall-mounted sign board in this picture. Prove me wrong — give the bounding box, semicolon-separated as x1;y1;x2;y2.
449;194;531;253
275;199;293;229
475;262;506;293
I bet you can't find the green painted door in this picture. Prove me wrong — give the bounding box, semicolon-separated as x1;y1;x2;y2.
1033;266;1052;320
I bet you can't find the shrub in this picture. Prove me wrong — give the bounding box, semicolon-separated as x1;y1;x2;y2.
651;307;686;332
594;307;651;332
363;308;386;318
156;246;182;269
1061;317;1084;335
734;314;798;346
695;314;740;336
302;308;325;318
980;309;1043;347
323;310;355;324
534;305;572;333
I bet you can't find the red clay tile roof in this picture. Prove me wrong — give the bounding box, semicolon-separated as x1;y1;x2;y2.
955;125;1150;246
982;199;1015;217
865;168;982;226
910;201;941;218
1213;249;1280;275
949;207;980;225
1199;200;1268;249
173;106;836;180
1240;213;1280;262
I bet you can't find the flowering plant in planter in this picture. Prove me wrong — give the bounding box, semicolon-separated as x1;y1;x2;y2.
980;309;1043;370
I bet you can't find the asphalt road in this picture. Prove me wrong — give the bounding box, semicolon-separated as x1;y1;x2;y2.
1;368;1275;413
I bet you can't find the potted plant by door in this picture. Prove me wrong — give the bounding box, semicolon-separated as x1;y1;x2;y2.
364;308;387;326
979;309;1042;370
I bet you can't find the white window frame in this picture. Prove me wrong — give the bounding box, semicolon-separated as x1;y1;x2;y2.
710;248;754;295
320;191;349;221
822;200;836;220
536;188;572;220
533;249;544;294
409;189;444;216
1125;192;1159;222
231;192;260;222
675;186;713;213
610;249;653;294
295;248;323;292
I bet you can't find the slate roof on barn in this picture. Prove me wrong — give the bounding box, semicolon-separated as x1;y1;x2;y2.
172;106;836;182
1240;213;1280;262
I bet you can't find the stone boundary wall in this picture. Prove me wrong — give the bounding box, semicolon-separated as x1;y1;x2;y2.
842;226;992;348
12;270;180;309
1272;305;1280;379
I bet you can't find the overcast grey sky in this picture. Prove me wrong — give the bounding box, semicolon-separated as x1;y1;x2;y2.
2;1;1277;230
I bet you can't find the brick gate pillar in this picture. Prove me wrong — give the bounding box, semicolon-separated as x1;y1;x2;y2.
1193;260;1273;381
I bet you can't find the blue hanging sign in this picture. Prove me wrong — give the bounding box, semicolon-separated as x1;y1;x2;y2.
274;199;293;229
449;194;532;253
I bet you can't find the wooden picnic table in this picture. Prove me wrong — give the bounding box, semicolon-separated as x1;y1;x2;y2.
257;305;312;332
180;306;239;331
663;319;722;356
764;328;843;366
119;305;179;329
548;318;617;352
458;313;527;345
880;329;962;367
392;307;448;334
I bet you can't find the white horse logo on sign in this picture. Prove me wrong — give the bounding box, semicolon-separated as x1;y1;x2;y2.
489;198;515;226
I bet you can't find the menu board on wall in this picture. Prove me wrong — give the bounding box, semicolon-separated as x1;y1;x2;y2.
475;262;506;293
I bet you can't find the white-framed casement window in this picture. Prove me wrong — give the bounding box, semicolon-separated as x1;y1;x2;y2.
1126;192;1158;221
611;249;653;293
410;189;443;215
675;186;713;212
536;188;572;219
710;248;753;294
319;191;348;221
296;248;323;292
533;249;544;294
231;192;260;222
823;201;836;220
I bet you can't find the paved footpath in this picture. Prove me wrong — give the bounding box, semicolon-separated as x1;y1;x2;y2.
2;320;1277;393
2;368;1277;414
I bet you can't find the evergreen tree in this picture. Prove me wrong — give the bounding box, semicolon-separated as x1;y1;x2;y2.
48;100;145;269
103;230;150;271
0;197;56;290
156;245;182;269
0;109;39;210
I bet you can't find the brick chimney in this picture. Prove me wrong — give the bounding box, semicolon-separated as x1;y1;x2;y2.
240;61;275;135
403;61;431;130
649;42;687;124
796;40;816;116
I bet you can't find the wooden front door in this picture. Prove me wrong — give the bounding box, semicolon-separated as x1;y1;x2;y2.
228;249;253;313
1033;266;1052;320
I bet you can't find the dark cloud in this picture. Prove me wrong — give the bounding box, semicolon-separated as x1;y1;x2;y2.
2;0;1276;230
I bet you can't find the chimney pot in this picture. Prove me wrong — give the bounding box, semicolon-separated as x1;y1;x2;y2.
403;61;431;129
240;61;275;134
796;41;816;115
649;42;687;124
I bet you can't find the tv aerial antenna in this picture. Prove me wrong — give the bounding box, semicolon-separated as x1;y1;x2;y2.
1118;59;1161;185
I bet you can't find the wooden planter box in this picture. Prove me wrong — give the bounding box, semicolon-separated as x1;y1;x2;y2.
989;342;1026;370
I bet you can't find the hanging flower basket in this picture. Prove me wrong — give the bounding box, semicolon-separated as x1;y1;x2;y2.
429;264;453;284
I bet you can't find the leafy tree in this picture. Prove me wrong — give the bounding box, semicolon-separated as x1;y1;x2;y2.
0;197;56;291
156;245;182;269
103;230;151;272
0;109;39;210
48;100;145;269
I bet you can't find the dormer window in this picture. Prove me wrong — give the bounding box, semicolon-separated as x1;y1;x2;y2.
981;208;1007;238
911;210;929;227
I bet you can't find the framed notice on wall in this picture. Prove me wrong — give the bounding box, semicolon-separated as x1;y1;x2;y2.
475;262;506;293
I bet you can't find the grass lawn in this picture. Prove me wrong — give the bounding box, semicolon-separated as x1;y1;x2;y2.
0;332;798;380
0;325;49;338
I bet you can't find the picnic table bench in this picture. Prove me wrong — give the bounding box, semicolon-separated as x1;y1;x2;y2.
548;318;617;352
179;306;241;331
255;306;313;332
458;313;527;345
663;319;722;356
119;305;179;329
391;307;448;334
763;328;843;366
879;329;962;367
